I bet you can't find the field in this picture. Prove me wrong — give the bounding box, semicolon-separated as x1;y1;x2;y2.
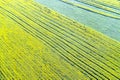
0;0;120;80
94;0;120;9
36;0;120;41
61;0;120;19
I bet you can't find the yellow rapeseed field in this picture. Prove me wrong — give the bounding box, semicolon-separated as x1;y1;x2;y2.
0;0;120;80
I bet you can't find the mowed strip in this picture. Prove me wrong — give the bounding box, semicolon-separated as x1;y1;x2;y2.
75;0;120;16
61;0;120;20
93;0;120;10
0;0;120;80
